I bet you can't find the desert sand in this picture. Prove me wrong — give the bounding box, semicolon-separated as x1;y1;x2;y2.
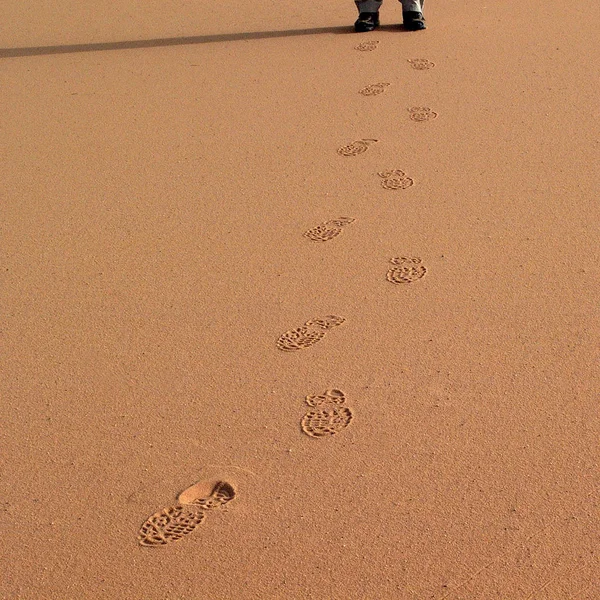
2;0;599;597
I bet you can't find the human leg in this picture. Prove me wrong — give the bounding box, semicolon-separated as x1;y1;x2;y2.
400;0;421;10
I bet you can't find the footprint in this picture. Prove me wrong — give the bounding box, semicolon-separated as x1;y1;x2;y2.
359;83;390;96
304;315;346;330
386;257;427;284
337;139;378;157
138;506;205;546
304;217;356;242
408;58;435;70
277;315;345;352
138;481;235;547
301;389;354;438
378;169;414;190
408;106;438;122
276;326;326;351
355;40;379;52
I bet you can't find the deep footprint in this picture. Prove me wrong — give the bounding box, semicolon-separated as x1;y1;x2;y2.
304;217;356;242
408;58;435;70
386;257;427;284
337;139;378;157
181;481;236;510
138;481;235;546
378;169;414;190
277;316;345;351
408;106;438;122
301;389;354;438
355;40;380;52
359;83;390;96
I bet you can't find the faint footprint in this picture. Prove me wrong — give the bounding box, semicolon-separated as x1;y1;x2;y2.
301;389;353;438
138;481;235;547
277;326;326;350
304;217;356;242
305;315;346;329
277;315;345;352
355;40;379;52
337;139;378;157
408;58;435;70
359;83;390;96
386;257;427;284
408;106;438;122
378;169;414;190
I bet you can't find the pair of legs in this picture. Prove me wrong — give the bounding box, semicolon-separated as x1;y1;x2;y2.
355;0;426;31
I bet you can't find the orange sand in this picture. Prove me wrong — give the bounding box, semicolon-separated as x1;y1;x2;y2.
2;0;599;597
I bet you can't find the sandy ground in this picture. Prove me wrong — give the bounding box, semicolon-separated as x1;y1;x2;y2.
2;0;600;598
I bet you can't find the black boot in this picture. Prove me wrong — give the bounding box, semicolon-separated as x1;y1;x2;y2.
403;11;426;30
354;12;380;32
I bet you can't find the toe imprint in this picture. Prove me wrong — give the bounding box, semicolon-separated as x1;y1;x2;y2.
325;217;356;227
337;139;378;157
387;257;427;284
408;58;435;70
190;481;236;510
304;315;346;330
305;388;347;407
359;83;390;96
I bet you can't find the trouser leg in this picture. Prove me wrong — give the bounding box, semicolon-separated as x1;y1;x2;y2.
400;0;423;11
355;0;382;13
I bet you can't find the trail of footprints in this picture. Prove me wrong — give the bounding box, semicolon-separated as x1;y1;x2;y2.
139;45;437;547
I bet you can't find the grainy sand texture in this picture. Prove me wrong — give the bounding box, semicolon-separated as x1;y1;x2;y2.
2;0;600;598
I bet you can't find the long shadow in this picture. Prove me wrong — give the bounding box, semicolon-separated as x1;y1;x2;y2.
0;25;410;59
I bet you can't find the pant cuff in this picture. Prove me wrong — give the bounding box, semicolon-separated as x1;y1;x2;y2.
356;0;383;13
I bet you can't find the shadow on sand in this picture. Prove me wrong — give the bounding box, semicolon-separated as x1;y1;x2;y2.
0;25;408;59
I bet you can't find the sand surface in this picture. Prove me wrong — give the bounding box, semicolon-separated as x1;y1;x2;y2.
2;0;600;598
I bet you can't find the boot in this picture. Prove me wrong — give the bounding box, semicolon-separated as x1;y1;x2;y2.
403;11;426;30
354;12;380;32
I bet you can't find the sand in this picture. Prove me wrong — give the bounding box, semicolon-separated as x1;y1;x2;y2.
2;0;599;597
